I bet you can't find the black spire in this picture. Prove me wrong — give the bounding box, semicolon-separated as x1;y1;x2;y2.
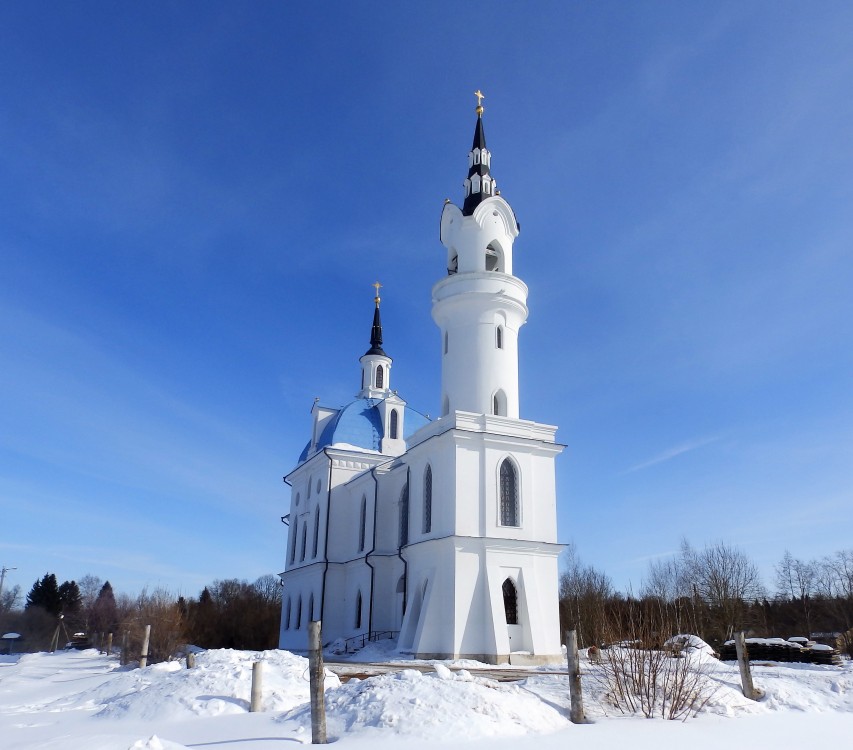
462;90;495;216
365;283;387;356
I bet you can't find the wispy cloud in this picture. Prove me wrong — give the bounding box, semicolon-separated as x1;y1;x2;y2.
623;435;721;474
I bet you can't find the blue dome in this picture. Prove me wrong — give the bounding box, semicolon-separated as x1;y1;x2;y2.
297;398;430;463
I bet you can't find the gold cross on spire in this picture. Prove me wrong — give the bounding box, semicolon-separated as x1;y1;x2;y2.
474;89;485;116
373;281;382;307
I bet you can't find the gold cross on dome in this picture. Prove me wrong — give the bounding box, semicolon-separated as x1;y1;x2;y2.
373;281;382;306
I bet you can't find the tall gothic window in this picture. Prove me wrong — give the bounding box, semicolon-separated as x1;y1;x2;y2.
355;591;363;629
358;495;367;552
296;595;303;629
496;326;503;349
499;459;519;526
423;465;432;534
312;507;320;558
399;482;409;547
308;593;314;622
390;409;399;439
493;389;507;417
284;597;291;630
502;578;518;624
376;365;384;389
289;518;298;564
300;523;307;562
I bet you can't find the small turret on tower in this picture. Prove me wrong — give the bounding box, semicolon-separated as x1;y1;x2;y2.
359;282;393;399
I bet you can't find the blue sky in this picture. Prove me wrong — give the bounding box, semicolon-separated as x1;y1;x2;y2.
2;1;851;602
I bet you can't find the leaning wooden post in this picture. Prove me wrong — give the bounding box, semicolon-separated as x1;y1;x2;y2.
105;633;113;657
120;631;129;665
250;660;263;712
139;625;151;668
308;621;327;744
734;631;758;700
186;652;196;669
565;630;586;724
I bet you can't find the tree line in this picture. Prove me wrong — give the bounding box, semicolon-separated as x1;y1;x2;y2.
559;540;853;656
0;573;282;661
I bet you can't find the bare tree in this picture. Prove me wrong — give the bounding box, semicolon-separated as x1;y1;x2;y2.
559;543;613;647
774;550;816;634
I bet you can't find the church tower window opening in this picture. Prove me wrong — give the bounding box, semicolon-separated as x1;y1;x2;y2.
399;482;409;547
312;507;320;558
390;409;399;439
358;495;367;552
499;458;519;526
296;595;303;629
284;597;291;630
309;593;314;622
300;523;307;562
496;325;503;349
423;465;433;534
493;389;507;417
485;243;502;272
502;578;518;624
289;518;298;564
355;591;363;629
376;365;384;389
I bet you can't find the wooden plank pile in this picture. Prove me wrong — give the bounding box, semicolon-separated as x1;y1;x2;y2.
719;637;841;665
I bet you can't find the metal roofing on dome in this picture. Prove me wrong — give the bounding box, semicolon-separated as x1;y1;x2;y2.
297;398;430;464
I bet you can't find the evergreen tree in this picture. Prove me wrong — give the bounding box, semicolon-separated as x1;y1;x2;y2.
58;580;82;615
90;581;118;634
25;573;61;616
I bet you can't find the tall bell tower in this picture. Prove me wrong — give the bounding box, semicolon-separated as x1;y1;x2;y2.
433;92;527;419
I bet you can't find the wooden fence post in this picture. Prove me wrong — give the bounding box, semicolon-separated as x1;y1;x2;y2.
565;630;586;724
139;625;151;668
186;652;196;669
308;621;327;744
250;660;263;712
734;631;759;700
120;631;128;666
105;633;113;657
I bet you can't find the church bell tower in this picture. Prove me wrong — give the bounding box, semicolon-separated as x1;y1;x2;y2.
433;91;527;419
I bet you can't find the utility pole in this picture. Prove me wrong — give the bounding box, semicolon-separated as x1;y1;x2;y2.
0;566;17;607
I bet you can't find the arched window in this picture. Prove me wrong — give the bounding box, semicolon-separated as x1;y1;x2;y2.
399;482;409;547
355;591;363;629
308;593;314;623
284;597;291;630
499;459;519;526
502;578;518;625
312;507;320;558
376;365;384;389
358;495;367;552
483;176;491;195
423;465;432;534
493;389;507;417
485;244;500;272
296;595;303;629
496;326;503;349
289;518;298;564
472;174;481;193
473;148;480;165
390;409;399;439
307;479;311;499
300;523;307;561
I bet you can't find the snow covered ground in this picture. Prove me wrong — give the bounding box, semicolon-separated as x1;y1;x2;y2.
0;645;851;749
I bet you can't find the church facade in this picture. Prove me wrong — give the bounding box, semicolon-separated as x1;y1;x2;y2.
278;97;564;664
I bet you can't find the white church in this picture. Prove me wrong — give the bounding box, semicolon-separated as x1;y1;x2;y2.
278;95;565;664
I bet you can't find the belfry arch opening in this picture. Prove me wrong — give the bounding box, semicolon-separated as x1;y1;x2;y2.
485;242;503;272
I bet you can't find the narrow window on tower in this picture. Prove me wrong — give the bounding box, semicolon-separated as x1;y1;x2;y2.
444;331;449;353
496;325;503;349
390;409;399;439
355;591;363;629
399;482;409;547
284;597;291;630
423;465;432;534
493;389;507;417
296;595;303;629
499;458;519;526
312;506;320;558
308;593;314;622
502;578;518;624
376;365;384;389
300;523;307;562
358;495;367;552
289;518;298;564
